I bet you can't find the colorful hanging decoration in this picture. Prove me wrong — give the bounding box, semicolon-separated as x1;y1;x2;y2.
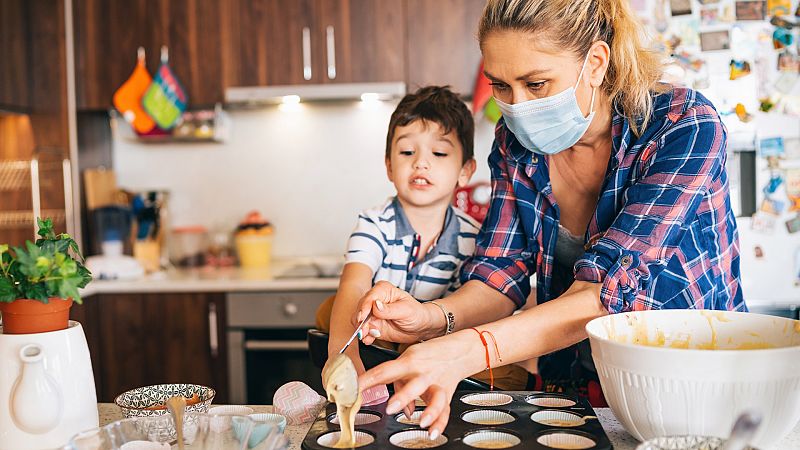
113;47;156;134
141;46;188;130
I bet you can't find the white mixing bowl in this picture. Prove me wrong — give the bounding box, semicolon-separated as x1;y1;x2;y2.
586;310;800;449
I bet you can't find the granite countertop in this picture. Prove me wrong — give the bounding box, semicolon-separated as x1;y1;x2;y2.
97;404;800;450
81;258;340;296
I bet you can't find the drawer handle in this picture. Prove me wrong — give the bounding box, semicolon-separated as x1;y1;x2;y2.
326;25;336;80
208;302;219;357
244;341;309;351
302;27;312;81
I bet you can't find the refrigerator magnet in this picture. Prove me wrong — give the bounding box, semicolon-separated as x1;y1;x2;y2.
786;215;800;233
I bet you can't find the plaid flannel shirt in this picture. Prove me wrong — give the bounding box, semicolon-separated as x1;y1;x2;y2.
461;86;746;313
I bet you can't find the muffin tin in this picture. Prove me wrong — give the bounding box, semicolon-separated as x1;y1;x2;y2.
301;391;612;450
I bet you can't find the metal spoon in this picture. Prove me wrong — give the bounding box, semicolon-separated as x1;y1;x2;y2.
166;396;187;450
722;410;762;450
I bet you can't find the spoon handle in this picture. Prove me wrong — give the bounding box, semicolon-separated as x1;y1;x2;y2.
722;411;762;450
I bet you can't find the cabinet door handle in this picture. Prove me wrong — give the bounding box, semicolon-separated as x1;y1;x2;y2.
30;159;41;239
326;25;336;80
244;340;309;351
302;27;312;81
62;159;74;239
208;302;219;358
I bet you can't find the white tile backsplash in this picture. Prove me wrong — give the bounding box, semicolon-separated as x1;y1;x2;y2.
113;101;496;257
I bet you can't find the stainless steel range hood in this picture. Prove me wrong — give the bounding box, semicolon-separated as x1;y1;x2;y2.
225;81;406;106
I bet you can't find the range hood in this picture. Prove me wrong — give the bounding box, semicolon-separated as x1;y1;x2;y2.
225;82;406;106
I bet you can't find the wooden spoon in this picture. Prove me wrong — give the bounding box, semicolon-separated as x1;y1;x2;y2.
166;395;187;450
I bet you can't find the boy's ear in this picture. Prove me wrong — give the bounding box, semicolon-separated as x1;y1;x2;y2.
457;159;477;188
385;157;394;182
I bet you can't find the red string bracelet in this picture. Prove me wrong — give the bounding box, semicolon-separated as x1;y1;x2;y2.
470;328;503;390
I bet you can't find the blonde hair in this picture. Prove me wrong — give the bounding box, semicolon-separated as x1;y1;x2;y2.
478;0;664;136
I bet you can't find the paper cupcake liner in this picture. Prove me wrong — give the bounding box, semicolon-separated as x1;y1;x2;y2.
329;411;382;425
462;430;521;449
461;410;515;426
208;405;255;416
273;381;327;425
536;432;596;449
389;430;448;448
317;431;375;448
460;393;514;407
530;411;584;427
396;411;423;425
525;395;576;408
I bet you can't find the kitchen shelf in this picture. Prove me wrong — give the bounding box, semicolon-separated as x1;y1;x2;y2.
0;210;66;229
0;149;74;235
112;103;230;144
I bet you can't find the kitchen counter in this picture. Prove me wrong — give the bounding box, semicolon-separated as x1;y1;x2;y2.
80;259;340;296
97;404;800;450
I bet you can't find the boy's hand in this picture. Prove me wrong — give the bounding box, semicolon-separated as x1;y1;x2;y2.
353;281;444;345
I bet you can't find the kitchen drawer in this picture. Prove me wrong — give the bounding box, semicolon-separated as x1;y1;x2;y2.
226;291;334;328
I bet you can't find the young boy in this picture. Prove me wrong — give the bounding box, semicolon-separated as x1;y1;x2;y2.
316;86;480;404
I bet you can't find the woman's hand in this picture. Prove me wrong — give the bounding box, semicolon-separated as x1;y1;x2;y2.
353;281;443;345
358;332;482;439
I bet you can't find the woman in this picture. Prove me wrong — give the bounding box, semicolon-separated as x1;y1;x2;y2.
353;0;746;439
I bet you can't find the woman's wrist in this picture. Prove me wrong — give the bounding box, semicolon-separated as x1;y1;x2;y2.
421;302;448;340
448;329;496;378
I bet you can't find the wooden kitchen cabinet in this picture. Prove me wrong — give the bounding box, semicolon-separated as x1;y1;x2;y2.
0;1;31;110
226;0;405;87
73;0;229;109
228;0;318;86
71;292;229;403
314;0;405;84
405;0;486;96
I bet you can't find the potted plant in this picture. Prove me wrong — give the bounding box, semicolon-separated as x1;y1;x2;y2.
0;218;92;334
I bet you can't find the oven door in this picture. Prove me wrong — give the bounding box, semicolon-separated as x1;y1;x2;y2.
227;291;333;404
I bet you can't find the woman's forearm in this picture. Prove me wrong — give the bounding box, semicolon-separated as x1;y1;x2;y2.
422;280;518;339
434;281;607;370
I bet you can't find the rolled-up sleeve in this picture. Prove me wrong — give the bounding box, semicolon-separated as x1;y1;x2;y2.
574;105;727;313
461;127;536;308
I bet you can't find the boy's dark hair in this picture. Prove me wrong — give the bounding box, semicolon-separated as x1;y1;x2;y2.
385;86;474;164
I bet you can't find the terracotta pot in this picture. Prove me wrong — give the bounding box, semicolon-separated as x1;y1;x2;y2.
0;297;73;334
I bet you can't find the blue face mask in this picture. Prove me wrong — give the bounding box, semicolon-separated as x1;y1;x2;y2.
494;53;596;155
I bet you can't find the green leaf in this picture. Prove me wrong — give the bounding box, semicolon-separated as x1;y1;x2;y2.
37;217;55;240
76;264;92;288
0;277;17;302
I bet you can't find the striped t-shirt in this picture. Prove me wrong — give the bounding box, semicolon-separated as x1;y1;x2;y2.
345;197;480;301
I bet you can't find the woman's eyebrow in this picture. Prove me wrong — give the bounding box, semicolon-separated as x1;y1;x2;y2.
484;68;551;82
